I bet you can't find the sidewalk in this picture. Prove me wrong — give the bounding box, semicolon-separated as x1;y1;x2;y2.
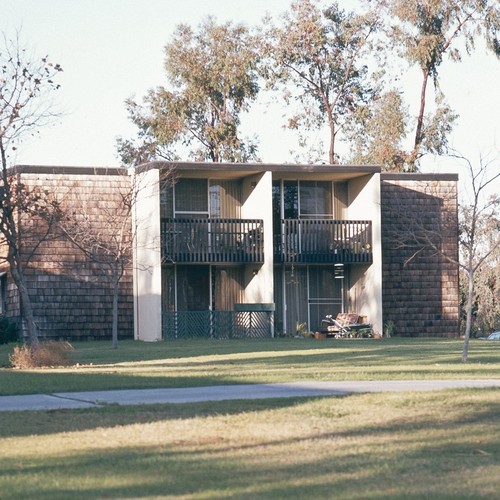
1;379;499;412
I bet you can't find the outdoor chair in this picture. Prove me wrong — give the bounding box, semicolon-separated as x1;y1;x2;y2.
320;312;373;338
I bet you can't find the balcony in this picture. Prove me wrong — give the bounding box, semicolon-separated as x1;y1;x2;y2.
161;218;264;264
275;219;373;264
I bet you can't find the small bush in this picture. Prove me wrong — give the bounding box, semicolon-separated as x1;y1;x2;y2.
384;320;396;338
0;316;19;345
10;341;74;369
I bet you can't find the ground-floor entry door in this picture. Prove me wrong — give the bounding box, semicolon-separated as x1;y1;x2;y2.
163;265;243;312
275;265;344;335
176;265;210;311
161;265;249;339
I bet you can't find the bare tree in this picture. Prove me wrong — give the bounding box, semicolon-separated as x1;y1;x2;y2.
465;245;500;338
0;33;62;344
456;154;499;361
56;173;134;349
56;169;175;348
386;152;499;361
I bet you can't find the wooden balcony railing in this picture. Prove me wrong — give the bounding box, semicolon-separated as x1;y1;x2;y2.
161;218;264;263
275;219;373;263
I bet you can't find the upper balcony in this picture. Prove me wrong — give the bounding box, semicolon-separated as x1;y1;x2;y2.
274;219;373;264
161;218;264;264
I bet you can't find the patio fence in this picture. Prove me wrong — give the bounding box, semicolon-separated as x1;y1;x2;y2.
162;310;274;340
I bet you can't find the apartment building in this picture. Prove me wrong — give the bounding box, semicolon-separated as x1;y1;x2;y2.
2;163;459;340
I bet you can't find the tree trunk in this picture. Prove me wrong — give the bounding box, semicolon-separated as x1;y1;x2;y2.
412;67;430;170
9;259;39;345
111;279;120;349
328;111;336;164
462;265;475;363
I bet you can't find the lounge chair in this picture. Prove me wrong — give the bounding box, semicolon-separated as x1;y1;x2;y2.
320;312;372;338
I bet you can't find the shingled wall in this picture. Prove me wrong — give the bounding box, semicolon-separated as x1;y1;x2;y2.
7;166;134;341
380;173;460;337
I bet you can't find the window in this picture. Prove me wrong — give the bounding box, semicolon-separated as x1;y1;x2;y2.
162;178;242;218
275;180;334;220
175;179;208;217
283;181;299;219
299;181;333;218
209;180;241;218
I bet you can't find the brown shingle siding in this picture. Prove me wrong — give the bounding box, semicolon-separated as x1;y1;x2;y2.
8;168;134;341
380;176;459;337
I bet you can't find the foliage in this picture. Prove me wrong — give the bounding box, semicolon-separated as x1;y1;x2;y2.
9;340;73;368
384;320;395;338
460;263;500;338
348;89;409;170
116;1;498;170
295;321;313;337
370;0;500;170
473;261;500;335
262;0;381;164
118;17;260;165
0;315;19;344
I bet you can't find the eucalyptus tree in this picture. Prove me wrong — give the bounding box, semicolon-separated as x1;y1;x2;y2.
118;17;260;165
262;0;381;164
0;33;62;345
374;0;500;170
347;89;410;171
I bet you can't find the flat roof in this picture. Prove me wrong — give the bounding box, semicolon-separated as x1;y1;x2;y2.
381;172;459;181
10;163;458;182
136;161;381;180
10;165;129;176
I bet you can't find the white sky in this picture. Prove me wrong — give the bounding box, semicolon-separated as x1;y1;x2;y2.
2;0;500;188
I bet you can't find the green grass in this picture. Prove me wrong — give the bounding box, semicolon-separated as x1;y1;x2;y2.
1;337;499;396
1;389;499;498
1;338;499;498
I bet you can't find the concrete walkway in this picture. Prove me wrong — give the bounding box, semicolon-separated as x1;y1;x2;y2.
1;379;499;412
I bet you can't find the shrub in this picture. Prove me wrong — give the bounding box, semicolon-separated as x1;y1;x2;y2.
384;320;395;338
0;315;19;345
10;341;74;369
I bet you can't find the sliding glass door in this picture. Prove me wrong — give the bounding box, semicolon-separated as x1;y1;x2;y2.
275;265;345;334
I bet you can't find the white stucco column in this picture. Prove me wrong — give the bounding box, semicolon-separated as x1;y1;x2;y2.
347;173;383;335
133;168;162;341
241;171;274;304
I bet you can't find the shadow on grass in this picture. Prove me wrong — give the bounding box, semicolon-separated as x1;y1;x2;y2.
1;393;499;499
0;397;314;438
1;337;499;396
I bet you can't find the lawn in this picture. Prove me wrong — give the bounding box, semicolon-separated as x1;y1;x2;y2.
0;338;499;499
1;337;499;396
1;389;499;498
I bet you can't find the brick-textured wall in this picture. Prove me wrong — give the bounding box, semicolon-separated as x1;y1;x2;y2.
380;174;460;337
12;167;134;340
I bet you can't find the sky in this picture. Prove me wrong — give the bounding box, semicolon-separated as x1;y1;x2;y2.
2;0;500;190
